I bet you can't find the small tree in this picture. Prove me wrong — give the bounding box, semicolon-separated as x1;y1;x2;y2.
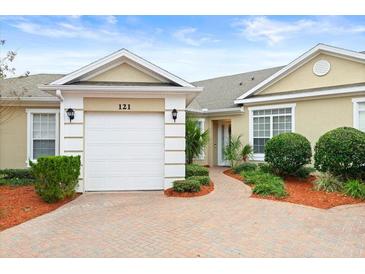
185;117;209;164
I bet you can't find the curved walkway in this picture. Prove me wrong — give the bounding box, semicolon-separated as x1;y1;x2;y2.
1;167;365;257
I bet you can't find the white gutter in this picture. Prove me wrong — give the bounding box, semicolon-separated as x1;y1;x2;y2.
186;107;244;115
234;84;365;104
55;89;64;155
39;84;203;94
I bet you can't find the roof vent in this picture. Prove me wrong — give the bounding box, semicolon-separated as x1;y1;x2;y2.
313;60;331;76
251;76;255;80
239;82;243;86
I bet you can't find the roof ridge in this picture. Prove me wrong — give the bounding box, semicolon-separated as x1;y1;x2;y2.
193;66;285;83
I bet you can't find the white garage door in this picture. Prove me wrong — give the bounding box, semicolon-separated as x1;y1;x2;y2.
85;112;164;191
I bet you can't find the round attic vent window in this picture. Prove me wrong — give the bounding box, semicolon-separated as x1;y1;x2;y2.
313;60;331;76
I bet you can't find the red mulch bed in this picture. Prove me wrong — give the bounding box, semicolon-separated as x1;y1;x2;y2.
164;182;214;198
0;185;80;231
223;169;364;209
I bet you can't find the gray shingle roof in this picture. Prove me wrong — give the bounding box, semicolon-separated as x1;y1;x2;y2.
0;74;63;98
190;66;283;110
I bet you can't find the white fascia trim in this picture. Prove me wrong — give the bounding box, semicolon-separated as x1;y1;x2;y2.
235;85;365;104
26;108;60;166
50;49;194;87
352;97;365;130
248;103;296;161
235;44;365;101
39;84;202;94
0;96;59;102
186;107;244;114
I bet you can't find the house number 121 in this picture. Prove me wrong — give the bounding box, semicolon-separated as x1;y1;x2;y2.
119;104;131;110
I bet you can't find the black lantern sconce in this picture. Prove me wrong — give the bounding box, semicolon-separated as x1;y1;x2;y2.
172;108;178;123
66;108;75;122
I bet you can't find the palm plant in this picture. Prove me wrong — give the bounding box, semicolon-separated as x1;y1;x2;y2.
223;135;242;168
241;144;253;162
185;117;209;164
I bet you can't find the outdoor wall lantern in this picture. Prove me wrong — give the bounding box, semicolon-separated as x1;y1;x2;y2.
66;108;75;122
172;108;178;122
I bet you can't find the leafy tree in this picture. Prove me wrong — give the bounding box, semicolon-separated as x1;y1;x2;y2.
0;39;30;124
185;117;209;164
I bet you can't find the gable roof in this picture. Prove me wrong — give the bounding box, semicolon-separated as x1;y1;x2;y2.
234;44;365;104
189;66;282;110
50;48;194;88
0;74;62;99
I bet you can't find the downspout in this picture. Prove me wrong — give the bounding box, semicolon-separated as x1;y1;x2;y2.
55;89;64;155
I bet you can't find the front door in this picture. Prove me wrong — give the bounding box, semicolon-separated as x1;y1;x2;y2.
217;121;231;166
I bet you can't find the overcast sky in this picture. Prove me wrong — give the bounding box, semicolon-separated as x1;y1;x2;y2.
1;15;365;81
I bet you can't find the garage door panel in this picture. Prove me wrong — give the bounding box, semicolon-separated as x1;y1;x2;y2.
85;112;165;191
87;177;163;191
86;145;164;160
86;130;163;144
86;161;164;177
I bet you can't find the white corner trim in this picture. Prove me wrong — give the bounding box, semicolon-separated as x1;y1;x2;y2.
26;108;60;166
235;44;365;102
235;85;365;104
49;49;194;88
352;97;365;130
248;103;296;160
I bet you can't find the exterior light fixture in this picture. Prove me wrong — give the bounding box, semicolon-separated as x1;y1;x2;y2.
172;108;178;122
66;108;75;122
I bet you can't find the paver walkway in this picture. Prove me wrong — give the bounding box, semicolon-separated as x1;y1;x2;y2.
1;167;365;257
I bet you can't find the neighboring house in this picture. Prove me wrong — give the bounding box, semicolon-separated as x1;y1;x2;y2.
0;43;365;191
190;44;365;166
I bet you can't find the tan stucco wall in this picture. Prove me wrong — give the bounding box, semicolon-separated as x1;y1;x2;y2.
84;98;164;112
260;53;365;95
88;63;165;83
0;104;59;169
192;114;247;167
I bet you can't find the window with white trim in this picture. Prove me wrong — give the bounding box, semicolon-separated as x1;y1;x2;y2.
27;109;59;161
252;107;293;154
354;101;365;132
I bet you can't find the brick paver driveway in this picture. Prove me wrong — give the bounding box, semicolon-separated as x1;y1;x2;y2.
1;167;365;257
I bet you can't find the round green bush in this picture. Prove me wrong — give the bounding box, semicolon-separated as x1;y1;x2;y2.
314;127;365;180
173;179;201;193
264;132;312;175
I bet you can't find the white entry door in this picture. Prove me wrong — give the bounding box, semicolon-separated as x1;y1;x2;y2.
85;112;164;191
217;121;231;166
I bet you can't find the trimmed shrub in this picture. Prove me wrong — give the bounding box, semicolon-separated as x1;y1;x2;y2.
0;168;34;179
233;162;257;174
30;156;81;203
314;173;343;192
343;180;365;200
186;164;209;178
314;127;365;180
189;175;210;186
257;163;274;174
173;179;201;192
265;132;312;175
